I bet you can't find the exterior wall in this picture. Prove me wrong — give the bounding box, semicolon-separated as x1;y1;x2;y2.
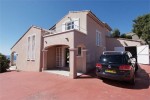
76;56;82;72
44;31;75;49
74;31;87;72
106;37;142;51
47;46;56;69
11;27;42;71
85;14;109;71
56;12;88;34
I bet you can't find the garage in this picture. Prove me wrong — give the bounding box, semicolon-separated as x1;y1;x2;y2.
114;45;150;64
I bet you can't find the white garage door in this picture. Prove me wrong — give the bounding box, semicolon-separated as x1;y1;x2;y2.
137;45;150;64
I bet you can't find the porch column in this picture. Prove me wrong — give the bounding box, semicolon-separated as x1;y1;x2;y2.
42;50;48;71
82;49;87;73
69;48;77;79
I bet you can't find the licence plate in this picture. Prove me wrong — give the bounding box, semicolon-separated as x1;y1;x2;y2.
105;70;116;74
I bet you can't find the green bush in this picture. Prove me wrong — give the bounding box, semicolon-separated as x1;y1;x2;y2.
0;53;10;73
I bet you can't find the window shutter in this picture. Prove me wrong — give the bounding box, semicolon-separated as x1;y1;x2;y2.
27;36;30;60
32;35;35;60
74;18;80;30
62;23;66;32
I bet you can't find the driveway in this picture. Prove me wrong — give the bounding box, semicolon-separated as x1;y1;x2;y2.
0;65;150;100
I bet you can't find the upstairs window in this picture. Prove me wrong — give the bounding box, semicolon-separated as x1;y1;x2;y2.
62;18;80;32
65;21;74;30
96;30;101;46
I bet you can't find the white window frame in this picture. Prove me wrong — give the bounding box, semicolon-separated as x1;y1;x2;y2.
27;36;31;60
65;21;75;30
27;34;36;61
96;30;101;46
62;18;80;32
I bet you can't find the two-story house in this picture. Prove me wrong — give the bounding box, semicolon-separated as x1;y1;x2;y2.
11;10;112;78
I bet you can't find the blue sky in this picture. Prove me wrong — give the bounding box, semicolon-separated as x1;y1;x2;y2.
0;0;150;55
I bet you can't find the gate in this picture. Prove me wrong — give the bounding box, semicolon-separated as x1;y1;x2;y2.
137;45;150;64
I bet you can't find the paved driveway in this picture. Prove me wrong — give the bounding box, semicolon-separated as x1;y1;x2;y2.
0;65;150;100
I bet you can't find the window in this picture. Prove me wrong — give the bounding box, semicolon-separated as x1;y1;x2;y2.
77;47;82;56
27;37;31;60
96;30;101;46
31;35;35;60
27;35;36;61
62;18;80;32
65;21;74;30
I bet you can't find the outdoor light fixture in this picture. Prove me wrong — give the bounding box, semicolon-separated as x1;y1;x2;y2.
45;41;47;44
68;17;72;21
65;38;69;42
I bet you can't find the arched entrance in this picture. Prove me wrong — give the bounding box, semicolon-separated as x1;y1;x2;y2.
10;51;18;69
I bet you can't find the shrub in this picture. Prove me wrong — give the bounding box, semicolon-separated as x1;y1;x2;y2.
0;53;10;73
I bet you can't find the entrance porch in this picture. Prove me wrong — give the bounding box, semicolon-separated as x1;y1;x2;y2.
42;45;77;78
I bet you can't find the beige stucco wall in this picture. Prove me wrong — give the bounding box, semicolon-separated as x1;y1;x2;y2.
76;56;82;72
44;31;75;49
84;15;109;71
47;46;56;69
11;27;42;71
56;12;88;34
106;37;142;51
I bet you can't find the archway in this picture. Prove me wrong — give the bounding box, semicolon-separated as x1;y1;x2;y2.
44;45;70;70
10;51;18;66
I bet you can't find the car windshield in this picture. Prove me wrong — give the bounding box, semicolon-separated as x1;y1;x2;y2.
100;55;123;64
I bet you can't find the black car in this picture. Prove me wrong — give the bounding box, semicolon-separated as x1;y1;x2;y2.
96;51;138;84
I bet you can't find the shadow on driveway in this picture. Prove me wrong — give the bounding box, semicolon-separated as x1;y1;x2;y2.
78;65;150;89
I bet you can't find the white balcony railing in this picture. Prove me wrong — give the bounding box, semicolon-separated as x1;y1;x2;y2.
43;25;86;36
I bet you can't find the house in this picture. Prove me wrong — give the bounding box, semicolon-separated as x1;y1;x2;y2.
10;10;112;78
